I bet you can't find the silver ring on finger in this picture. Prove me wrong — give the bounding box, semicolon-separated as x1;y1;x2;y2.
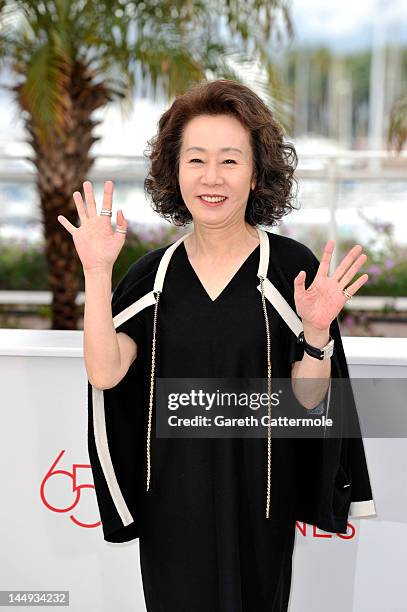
100;209;112;217
342;287;353;300
115;227;127;234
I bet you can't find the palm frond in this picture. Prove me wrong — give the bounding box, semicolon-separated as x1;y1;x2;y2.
0;0;295;136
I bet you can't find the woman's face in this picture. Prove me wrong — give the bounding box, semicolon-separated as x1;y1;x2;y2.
178;114;256;225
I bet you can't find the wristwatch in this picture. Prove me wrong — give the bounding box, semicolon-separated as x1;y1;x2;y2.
297;330;335;360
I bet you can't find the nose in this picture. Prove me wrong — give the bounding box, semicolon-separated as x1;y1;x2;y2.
200;159;224;186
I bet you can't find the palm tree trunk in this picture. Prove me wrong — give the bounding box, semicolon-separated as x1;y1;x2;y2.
11;59;121;329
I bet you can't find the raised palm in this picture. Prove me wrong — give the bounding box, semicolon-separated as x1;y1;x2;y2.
293;240;369;331
57;180;128;272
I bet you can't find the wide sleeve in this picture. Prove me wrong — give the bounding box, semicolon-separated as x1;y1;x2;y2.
111;265;146;352
87;246;167;543
304;246;377;527
288;334;305;364
115;314;145;352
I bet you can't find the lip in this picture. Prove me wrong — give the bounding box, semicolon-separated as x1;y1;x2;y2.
197;195;228;207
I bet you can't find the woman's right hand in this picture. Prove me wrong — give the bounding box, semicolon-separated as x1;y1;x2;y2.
57;180;128;273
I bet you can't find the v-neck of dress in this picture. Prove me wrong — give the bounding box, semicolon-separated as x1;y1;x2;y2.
181;240;260;304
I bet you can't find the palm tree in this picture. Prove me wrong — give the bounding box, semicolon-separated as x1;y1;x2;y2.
0;0;294;329
388;95;407;153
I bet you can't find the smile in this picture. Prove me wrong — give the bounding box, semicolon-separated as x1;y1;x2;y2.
198;195;228;206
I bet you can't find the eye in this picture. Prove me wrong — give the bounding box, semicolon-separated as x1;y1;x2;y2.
188;159;236;164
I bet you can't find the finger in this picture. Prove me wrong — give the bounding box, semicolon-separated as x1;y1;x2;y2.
73;191;88;223
115;209;128;237
57;214;78;235
294;270;306;298
342;273;369;297
338;253;368;289
83;180;97;217
101;180;114;216
332;244;363;282
316;239;335;277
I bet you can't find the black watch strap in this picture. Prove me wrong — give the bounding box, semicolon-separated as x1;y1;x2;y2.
297;330;334;360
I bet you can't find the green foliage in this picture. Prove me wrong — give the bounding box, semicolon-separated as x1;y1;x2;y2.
0;223;185;291
0;240;48;290
1;221;406;295
280;217;407;297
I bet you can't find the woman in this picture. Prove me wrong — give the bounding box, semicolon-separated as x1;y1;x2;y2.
58;79;376;612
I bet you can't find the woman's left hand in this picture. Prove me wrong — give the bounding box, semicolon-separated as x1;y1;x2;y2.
293;240;369;331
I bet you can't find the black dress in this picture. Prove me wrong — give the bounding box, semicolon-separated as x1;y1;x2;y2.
126;240;304;612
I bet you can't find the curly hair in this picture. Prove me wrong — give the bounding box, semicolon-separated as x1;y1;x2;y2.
143;79;299;228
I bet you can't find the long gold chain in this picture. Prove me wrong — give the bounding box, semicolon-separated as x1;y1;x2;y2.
146;290;161;491
260;276;272;518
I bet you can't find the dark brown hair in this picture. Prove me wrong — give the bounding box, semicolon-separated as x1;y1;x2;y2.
143;79;299;227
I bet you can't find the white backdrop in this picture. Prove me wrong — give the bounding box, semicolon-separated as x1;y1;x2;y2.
0;330;406;611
